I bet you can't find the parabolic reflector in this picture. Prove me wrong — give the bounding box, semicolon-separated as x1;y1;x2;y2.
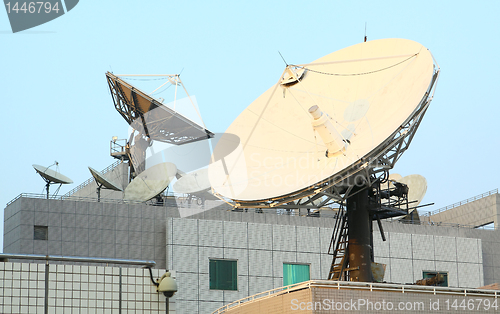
209;38;437;202
88;167;122;191
33;164;73;184
124;162;177;202
399;174;427;207
173;168;211;194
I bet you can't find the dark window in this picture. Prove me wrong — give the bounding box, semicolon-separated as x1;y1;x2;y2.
209;259;237;290
422;271;448;287
34;225;48;240
283;263;310;286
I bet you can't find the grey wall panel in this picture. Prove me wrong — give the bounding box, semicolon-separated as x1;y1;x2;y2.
48;240;62;255
248;223;273;251
19;224;32;240
458;262;481;288
142;245;155;260
101;243;116;259
434;236;457;262
173;219;198;246
198;273;223;302
223;221;248;249
34;211;49;226
61;227;75;242
19;210;34;225
48;226;61;242
198;220;223;248
248;250;273;277
373;230;390;257
175;272;199;301
457;238;479;263
248;276;273;298
296;226;320;253
141;232;155;245
390;258;414;284
389;233;412;259
412;234;435;261
199;301;224;314
33;239;48;255
272;225;296;252
19;239;34;254
48;212;62;227
319;227;333;255
115;231;128;245
176;300;199;313
173;245;199;273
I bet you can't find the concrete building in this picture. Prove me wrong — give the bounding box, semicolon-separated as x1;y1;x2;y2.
4;187;500;313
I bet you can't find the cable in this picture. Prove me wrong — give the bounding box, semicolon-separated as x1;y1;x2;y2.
297;53;418;77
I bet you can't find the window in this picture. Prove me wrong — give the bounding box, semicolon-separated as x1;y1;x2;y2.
209;259;237;290
422;271;448;287
283;263;310;286
34;225;48;240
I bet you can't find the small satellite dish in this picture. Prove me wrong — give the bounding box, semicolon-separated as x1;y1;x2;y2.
88;167;123;202
33;164;73;199
123;162;177;202
398;174;427;208
173;168;218;206
173;168;210;195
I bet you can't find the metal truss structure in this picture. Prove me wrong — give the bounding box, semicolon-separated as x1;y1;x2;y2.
106;72;213;146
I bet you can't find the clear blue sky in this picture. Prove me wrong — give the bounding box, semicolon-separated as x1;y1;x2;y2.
1;0;499;251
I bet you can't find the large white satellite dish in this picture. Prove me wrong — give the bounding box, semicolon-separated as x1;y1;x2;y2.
123;162;177;202
88;166;123;201
33;164;73;199
209;38;439;207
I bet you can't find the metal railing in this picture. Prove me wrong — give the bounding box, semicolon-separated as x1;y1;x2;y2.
62;160;122;198
0;253;155;267
0;253;159;314
393;217;498;230
424;188;498;217
211;280;499;314
6;193;177;207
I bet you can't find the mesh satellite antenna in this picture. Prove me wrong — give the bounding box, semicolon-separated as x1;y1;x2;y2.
124;162;177;202
88;167;123;202
209;38;440;282
106;72;214;180
33;162;73;199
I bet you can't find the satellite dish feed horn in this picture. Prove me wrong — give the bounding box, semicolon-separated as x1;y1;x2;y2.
309;105;348;157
